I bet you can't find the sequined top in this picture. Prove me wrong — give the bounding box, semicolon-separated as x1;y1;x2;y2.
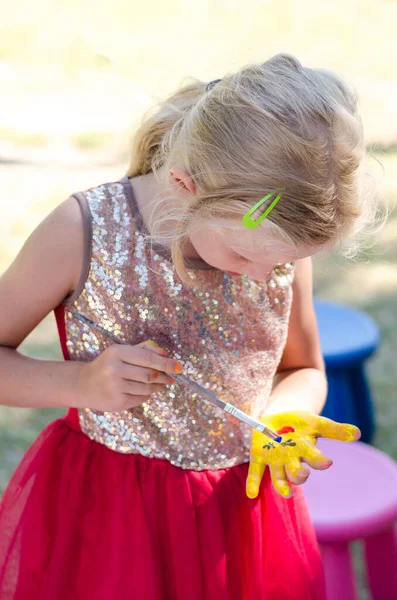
63;176;295;470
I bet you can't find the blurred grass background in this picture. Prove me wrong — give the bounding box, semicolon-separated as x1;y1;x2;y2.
1;1;396;596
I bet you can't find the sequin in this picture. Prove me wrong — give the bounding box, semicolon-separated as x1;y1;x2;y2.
63;180;295;470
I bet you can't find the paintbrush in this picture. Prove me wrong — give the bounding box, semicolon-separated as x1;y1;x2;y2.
71;311;282;443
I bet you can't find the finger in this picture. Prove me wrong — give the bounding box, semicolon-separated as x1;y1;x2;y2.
142;340;168;355
121;380;167;397
301;444;333;470
123;395;154;410
285;458;310;485
314;415;361;442
246;459;266;499
119;363;175;385
118;344;182;376
269;464;292;499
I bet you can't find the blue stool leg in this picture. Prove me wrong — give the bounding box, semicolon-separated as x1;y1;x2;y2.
321;366;375;443
321;369;358;426
347;365;375;444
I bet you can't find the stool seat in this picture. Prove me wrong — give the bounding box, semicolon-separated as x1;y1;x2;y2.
314;300;380;367
304;439;397;600
305;438;397;542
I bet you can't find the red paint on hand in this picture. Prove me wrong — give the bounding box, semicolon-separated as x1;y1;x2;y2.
277;426;295;435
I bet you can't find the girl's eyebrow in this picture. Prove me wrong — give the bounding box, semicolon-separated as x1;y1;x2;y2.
231;248;266;264
230;243;270;259
231;245;299;263
229;244;255;256
230;248;255;260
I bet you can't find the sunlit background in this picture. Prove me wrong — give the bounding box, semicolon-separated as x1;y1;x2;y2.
1;2;397;596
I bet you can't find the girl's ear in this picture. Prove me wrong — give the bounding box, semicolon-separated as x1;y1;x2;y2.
169;166;197;195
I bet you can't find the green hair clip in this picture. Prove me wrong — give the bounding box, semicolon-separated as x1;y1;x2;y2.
242;191;282;230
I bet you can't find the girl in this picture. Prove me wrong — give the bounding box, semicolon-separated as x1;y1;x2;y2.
0;54;372;599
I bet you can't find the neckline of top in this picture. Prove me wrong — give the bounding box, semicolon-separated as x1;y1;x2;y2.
120;175;216;271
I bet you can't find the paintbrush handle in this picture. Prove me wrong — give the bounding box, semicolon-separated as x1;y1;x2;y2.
173;374;281;442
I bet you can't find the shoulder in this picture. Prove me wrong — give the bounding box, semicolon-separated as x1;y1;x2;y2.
51;194;85;232
0;194;87;347
27;195;87;294
77;178;136;231
20;194;85;262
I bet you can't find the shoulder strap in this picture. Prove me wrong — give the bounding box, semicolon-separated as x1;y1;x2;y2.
62;191;93;305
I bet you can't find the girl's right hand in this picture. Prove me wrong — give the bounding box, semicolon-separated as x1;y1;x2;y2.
76;340;182;412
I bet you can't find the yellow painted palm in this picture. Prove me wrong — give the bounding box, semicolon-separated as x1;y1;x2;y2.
246;411;360;499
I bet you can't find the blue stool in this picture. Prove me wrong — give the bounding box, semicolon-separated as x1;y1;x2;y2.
314;300;380;443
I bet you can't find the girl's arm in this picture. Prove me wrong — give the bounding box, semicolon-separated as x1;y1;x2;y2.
0;196;87;408
0;196;180;411
247;261;360;499
265;257;328;416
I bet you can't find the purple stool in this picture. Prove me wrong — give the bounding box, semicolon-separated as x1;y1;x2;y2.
304;438;397;600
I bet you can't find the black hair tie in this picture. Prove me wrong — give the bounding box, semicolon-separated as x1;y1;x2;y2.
206;78;222;92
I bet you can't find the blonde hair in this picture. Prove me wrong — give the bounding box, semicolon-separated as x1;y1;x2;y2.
127;53;379;285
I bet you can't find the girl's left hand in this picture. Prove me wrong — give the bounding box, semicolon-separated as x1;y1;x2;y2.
246;411;361;499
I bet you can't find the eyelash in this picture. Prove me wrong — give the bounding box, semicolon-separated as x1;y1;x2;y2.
236;254;251;264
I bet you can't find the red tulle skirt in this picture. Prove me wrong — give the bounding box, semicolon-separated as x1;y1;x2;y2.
0;412;325;599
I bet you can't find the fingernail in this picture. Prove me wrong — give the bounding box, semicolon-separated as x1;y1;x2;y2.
174;362;183;374
298;469;309;478
348;427;361;441
146;340;167;355
246;487;257;499
280;485;292;498
167;377;176;384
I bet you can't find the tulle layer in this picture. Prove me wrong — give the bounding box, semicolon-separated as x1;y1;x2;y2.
0;417;324;599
